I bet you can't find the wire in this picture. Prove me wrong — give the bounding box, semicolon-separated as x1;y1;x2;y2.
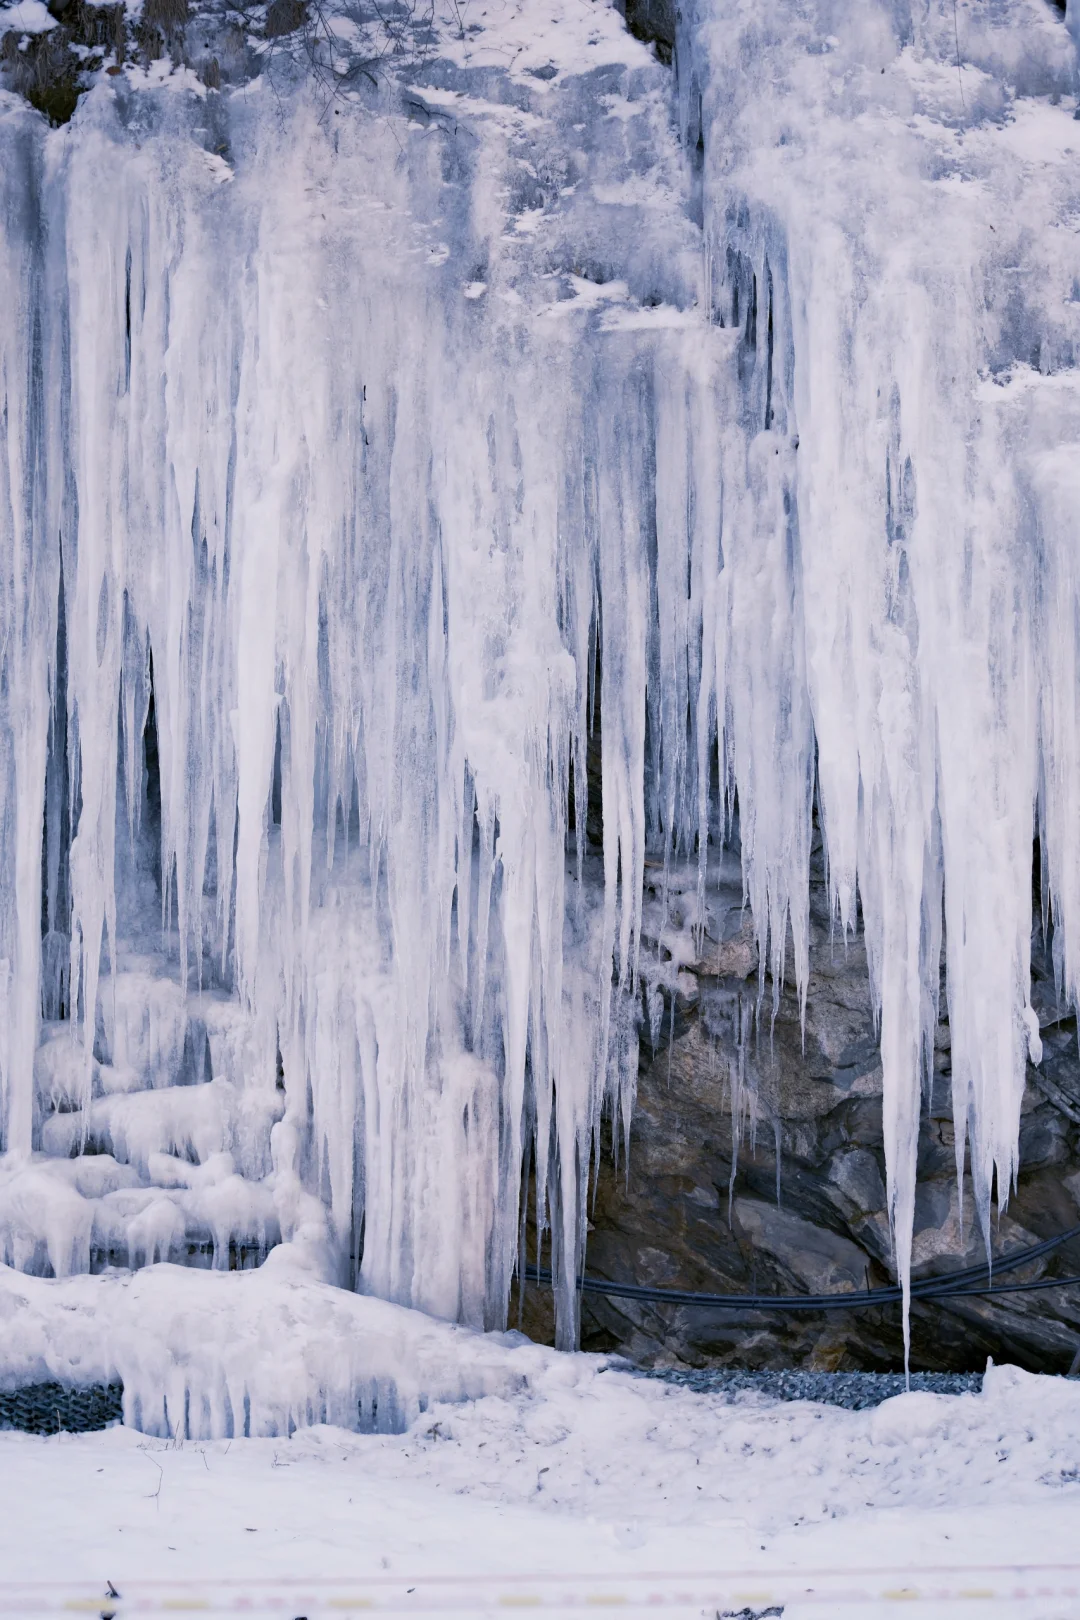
519;1223;1080;1314
927;1274;1080;1301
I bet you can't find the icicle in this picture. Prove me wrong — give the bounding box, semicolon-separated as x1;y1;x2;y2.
0;102;57;1157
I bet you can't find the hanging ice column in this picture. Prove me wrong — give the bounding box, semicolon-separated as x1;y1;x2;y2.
678;0;1080;1335
0;101;59;1167
0;24;732;1345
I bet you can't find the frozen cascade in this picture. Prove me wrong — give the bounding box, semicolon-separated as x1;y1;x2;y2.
677;0;1080;1348
0;0;1078;1384
0;4;707;1348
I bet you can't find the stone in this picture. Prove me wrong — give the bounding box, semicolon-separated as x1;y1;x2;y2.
264;0;307;39
522;835;1080;1375
732;1199;871;1295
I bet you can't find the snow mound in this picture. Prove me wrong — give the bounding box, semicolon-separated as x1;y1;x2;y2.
0;0;56;33
0;1261;557;1439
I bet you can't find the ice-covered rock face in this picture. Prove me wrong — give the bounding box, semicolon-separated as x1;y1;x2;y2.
676;0;1080;1350
0;0;702;1347
0;0;1078;1359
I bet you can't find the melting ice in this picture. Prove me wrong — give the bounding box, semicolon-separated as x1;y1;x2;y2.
0;0;1078;1364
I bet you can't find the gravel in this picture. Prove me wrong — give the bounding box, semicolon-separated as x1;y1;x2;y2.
0;1369;1034;1432
634;1368;986;1409
0;1382;123;1435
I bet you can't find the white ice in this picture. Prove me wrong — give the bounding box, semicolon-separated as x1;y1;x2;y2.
0;0;1078;1350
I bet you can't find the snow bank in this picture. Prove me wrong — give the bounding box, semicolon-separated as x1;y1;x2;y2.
6;1252;1080;1538
0;1260;554;1439
0;0;56;34
316;1357;1080;1535
7;1240;1080;1527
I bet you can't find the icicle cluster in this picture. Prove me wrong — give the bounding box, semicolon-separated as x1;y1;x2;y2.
678;0;1080;1344
0;0;1078;1355
0;26;716;1345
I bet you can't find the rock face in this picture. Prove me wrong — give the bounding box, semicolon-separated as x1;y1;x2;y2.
523;834;1080;1374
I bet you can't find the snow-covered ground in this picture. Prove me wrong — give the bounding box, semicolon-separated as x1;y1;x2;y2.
3;1268;1080;1615
2;1420;1078;1617
3;1375;1080;1616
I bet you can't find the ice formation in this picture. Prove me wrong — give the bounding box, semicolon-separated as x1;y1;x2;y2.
0;0;1078;1368
0;1260;544;1436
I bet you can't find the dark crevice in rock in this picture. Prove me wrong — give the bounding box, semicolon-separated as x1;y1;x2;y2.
615;0;674;66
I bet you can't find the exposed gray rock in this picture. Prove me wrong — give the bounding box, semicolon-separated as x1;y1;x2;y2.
732;1200;871;1295
522;834;1080;1375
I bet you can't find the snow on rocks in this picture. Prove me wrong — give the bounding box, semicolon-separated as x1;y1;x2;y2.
0;1151;282;1276
0;0;56;33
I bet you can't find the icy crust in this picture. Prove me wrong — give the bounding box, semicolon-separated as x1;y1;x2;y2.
0;1151;281;1276
0;1260;552;1437
4;966;288;1276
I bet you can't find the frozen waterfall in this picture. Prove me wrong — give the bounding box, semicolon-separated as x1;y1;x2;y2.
0;0;1078;1362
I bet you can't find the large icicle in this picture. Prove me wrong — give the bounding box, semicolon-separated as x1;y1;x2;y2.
0;100;56;1161
680;0;1080;1336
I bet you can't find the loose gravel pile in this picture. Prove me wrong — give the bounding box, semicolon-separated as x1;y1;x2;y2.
636;1368;985;1408
10;1367;1071;1434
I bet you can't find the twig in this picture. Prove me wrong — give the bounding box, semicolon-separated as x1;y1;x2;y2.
141;1451;164;1507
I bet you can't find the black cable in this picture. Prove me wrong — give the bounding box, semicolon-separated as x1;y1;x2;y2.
519;1223;1080;1314
926;1273;1080;1301
909;1222;1080;1291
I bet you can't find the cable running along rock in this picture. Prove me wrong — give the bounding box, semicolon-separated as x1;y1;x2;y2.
521;1225;1080;1312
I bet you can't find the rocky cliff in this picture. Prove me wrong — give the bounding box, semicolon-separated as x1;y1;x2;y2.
524;830;1080;1373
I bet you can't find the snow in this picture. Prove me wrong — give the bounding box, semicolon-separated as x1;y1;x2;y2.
0;0;56;33
1;0;1080;1360
0;1150;281;1276
428;0;657;78
2;1241;1080;1607
1;1322;1080;1613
